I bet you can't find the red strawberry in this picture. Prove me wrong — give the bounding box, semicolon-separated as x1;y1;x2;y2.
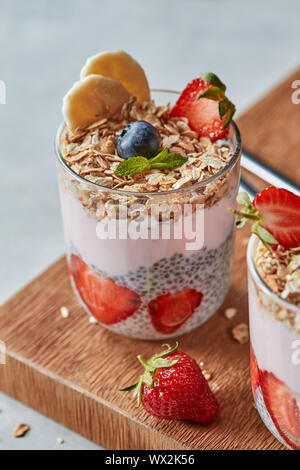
68;254;141;325
250;345;260;400
148;289;203;334
261;370;300;449
121;344;219;424
170;78;229;141
253;187;300;249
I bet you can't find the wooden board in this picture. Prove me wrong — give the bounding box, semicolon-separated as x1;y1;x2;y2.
238;67;300;192
1;69;300;450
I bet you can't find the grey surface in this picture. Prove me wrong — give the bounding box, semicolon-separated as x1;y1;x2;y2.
0;0;300;450
0;393;99;450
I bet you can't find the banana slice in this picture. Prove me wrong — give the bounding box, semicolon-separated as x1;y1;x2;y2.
62;74;131;134
80;50;150;103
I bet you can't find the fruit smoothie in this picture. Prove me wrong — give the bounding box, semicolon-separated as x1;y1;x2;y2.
248;237;300;449
56;50;241;339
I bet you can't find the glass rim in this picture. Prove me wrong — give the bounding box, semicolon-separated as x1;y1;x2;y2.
247;234;300;313
55;89;242;197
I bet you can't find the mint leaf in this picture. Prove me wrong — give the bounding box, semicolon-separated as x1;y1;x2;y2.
149;148;188;169
114;149;188;176
200;73;226;93
114;156;151;176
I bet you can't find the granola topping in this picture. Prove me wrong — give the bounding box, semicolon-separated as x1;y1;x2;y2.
254;241;300;333
61;97;234;208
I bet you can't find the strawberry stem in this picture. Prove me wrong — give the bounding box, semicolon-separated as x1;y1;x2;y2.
234;192;278;251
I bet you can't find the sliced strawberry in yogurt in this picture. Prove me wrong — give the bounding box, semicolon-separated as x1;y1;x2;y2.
250;345;260;400
148;289;203;334
68;254;141;325
261;370;300;449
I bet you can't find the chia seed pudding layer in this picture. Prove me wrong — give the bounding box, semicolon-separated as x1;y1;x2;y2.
68;228;235;339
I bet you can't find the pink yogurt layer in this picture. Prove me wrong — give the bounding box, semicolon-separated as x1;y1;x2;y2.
249;278;300;396
59;188;237;277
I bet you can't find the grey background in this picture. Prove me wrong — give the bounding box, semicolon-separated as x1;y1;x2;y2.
0;0;299;450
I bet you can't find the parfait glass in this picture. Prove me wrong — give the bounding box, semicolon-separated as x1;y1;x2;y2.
55;90;241;340
248;234;300;449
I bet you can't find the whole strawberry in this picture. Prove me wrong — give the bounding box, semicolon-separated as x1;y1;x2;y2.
121;344;219;424
170;73;236;142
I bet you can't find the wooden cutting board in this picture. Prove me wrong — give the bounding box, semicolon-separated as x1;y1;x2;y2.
1;69;300;450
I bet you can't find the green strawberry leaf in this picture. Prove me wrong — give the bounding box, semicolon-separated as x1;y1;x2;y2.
233;193;278;251
236;218;247;228
151;343;179;360
219;98;236;129
120;382;139;392
253;223;278;246
120;344;180;405
197;86;224;102
195;73;236;128
200;73;226;93
236;191;251;207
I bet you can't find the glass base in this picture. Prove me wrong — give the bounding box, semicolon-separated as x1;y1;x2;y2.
254;387;290;449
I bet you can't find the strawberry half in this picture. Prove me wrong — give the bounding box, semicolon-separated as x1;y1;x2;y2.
260;370;300;449
121;343;219;424
235;187;300;250
170;75;235;141
68;254;141;325
250;345;260;400
148;289;203;334
253;187;300;249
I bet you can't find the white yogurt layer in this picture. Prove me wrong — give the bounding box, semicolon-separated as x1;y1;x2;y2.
59;188;236;277
249;279;300;395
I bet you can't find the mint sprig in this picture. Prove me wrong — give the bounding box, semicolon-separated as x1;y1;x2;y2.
114;148;188;177
233;192;278;251
197;72;236;129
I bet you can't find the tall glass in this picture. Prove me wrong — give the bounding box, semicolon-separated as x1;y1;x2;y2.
248;235;300;449
55;90;241;340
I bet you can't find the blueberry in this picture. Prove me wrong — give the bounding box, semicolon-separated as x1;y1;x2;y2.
117;120;160;160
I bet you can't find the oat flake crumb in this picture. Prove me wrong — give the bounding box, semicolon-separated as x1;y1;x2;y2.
60;306;70;318
202;370;212;381
13;423;30;438
225;307;237;319
232;323;249;344
57;437;64;444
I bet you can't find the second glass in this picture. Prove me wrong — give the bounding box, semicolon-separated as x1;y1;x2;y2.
248;235;300;449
